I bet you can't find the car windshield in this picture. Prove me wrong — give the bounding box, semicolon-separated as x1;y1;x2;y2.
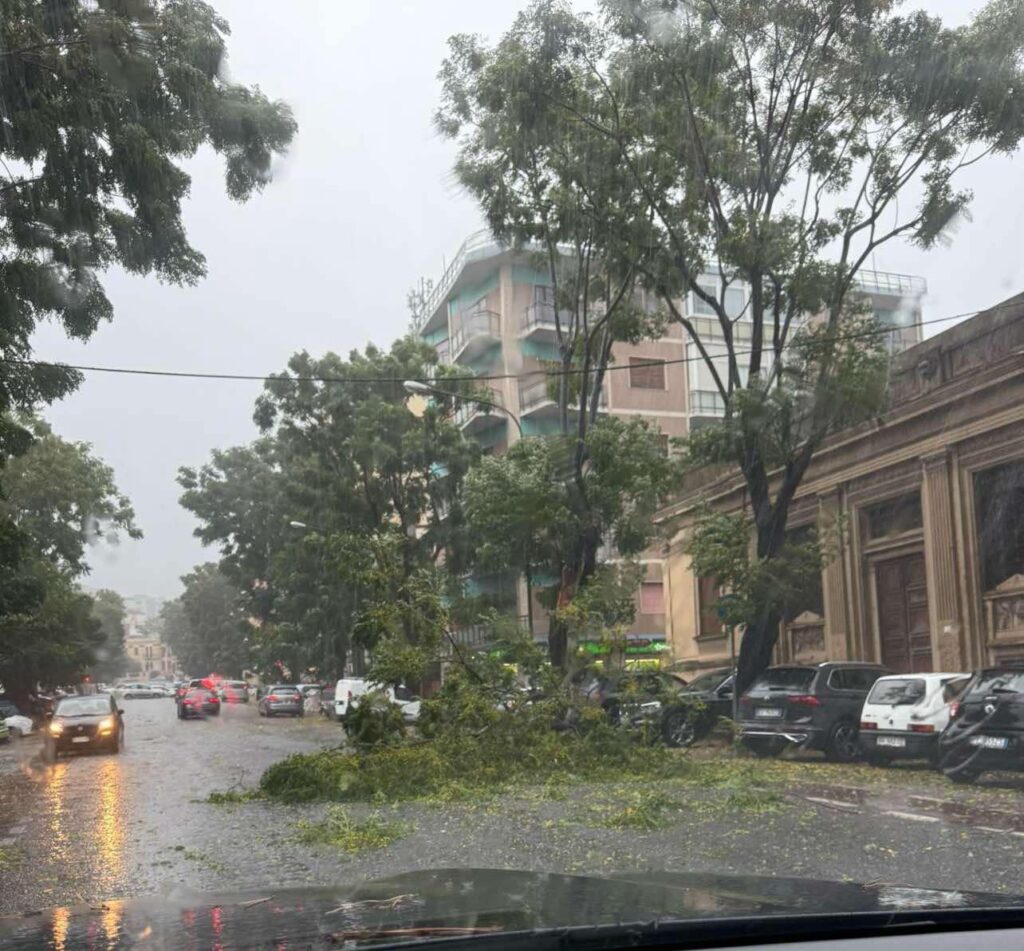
868;678;927;705
55;698;110;717
7;0;1024;937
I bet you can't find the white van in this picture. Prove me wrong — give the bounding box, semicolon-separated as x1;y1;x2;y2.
858;672;970;765
333;679;421;722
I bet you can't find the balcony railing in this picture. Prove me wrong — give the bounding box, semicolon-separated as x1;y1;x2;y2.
450;310;501;362
521;301;570;337
852;270;927;298
519;380;608;413
689;389;726;416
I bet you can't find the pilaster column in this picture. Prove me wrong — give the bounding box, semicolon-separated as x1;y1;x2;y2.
921;451;965;669
818;488;850;660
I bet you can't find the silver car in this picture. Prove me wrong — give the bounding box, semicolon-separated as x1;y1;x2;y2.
257;685;304;718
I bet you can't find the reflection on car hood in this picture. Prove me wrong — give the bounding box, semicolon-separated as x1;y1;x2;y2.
0;868;1020;949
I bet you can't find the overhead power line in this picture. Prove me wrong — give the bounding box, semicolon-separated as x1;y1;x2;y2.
0;307;1000;387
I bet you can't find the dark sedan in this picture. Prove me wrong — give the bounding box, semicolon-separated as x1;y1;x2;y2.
177;688;221;719
44;694;124;760
661;667;735;748
258;685;304;718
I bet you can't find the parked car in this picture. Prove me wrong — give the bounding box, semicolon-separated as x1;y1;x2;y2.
738;662;892;762
177;688;220;719
938;659;1024;784
258;685;304;718
44;693;124;759
661;667;734;748
586;670;690;729
119;682;163;699
333;678;370;720
858;672;970;766
218;681;250;704
5;714;33;737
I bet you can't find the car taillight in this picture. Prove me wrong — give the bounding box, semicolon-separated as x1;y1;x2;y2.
788;694;820;707
210;697;219;703
910;723;935;733
860;721;877;730
949;701;960;719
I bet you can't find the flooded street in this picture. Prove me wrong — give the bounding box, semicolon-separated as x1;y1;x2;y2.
0;699;341;913
1;701;1023;917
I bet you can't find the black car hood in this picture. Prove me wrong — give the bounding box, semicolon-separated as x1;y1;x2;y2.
0;868;1020;949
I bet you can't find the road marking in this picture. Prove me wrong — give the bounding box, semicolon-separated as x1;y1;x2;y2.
882;811;941;823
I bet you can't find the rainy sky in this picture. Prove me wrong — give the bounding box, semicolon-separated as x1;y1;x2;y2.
29;0;1023;600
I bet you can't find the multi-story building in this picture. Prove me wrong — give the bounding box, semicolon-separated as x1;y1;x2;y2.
411;229;925;662
124;635;178;680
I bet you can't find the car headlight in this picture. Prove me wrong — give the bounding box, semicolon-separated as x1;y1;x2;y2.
98;717;114;733
48;722;63;736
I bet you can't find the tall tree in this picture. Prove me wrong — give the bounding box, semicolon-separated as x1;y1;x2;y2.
446;0;1024;688
0;0;296;454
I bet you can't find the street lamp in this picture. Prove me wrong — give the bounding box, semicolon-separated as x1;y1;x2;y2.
403;379;523;437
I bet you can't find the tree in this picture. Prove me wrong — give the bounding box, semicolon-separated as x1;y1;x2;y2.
437;18;671;666
89;588;130;682
160;563;248;676
0;0;296;454
178;340;477;678
462;417;673;665
0;418;141;574
446;0;1024;689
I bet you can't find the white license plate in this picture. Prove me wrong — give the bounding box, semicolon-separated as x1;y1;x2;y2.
755;708;783;718
969;735;1009;750
71;736;90;744
876;736;906;748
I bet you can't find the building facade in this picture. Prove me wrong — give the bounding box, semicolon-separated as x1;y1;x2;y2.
411;229;925;659
660;292;1024;675
125;635;178;679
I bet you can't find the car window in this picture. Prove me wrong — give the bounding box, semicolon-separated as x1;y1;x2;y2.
867;678;926;705
753;668;815;691
966;670;1024;697
55;697;111;716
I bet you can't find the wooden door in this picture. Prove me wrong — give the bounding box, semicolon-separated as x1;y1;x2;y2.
875;554;932;673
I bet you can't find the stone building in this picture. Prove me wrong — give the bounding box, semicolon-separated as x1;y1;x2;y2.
659;291;1024;675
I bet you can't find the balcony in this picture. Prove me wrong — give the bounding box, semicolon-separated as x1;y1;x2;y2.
852;270;927;299
450;310;501;363
689;389;726;419
453;394;508;435
519;380;607;418
520;302;569;343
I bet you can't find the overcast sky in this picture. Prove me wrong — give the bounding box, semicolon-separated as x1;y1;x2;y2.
31;0;1022;601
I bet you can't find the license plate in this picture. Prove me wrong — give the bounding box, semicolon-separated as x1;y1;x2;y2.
755;708;783;718
969;735;1009;750
71;736;90;744
876;736;906;748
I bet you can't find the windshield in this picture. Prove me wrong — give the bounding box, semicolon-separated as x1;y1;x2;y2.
5;0;1024;939
55;698;110;717
867;678;927;705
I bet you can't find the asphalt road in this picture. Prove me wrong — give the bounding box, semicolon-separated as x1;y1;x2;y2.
1;698;1023;916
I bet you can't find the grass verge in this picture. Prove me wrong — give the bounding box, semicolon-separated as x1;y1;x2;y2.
295;806;411;853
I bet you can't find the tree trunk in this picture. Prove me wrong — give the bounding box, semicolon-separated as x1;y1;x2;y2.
736;610;783;697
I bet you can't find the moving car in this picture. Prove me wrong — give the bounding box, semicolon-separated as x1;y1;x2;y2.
739;662;891;761
218;680;250;704
258;685;304;717
44;694;124;759
661;667;734;748
177;688;220;719
938;659;1024;784
119;682;164;699
859;672;970;766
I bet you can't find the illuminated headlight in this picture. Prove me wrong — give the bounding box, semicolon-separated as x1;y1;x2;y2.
48;722;63;736
98;717;114;733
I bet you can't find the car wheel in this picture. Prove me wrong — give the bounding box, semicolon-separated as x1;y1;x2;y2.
867;752;891;768
825;720;861;763
662;709;698;748
743;737;784;758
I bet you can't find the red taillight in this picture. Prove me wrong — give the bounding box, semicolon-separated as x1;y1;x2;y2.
210;697;219;704
788;694;820;707
910;723;935;733
860;721;877;730
949;701;960;719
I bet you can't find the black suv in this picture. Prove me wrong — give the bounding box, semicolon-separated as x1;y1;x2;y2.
938;660;1024;784
661;668;734;748
738;662;891;761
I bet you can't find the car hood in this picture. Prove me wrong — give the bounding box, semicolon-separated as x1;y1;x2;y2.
0;867;1019;950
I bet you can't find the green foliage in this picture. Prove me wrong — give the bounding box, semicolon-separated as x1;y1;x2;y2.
160;563;248;677
0;0;295;451
599;790;680;831
342;691;407;750
294;806;411;853
89;589;130;682
205;789;262;804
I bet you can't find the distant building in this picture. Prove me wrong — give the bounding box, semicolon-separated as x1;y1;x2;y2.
124;636;178;679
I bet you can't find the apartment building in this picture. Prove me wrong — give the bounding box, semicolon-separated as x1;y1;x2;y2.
410;229;926;662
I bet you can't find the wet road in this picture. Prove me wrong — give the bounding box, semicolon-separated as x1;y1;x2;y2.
1;700;1024;915
0;698;340;913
